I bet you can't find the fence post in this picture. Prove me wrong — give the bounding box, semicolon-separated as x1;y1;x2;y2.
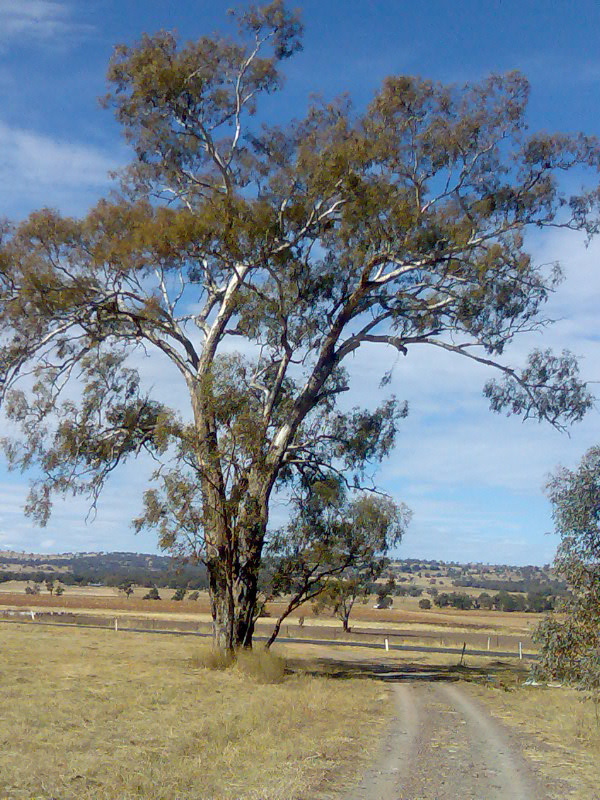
114;618;118;632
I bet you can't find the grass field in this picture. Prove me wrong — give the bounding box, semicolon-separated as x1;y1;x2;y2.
0;623;395;800
472;680;600;800
2;617;598;799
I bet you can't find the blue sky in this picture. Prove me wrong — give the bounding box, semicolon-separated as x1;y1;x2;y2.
0;0;599;564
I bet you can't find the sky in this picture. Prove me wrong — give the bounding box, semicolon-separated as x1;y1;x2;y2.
0;0;599;565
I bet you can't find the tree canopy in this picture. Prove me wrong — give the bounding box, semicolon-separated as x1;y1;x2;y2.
263;484;410;645
535;446;600;696
0;1;599;651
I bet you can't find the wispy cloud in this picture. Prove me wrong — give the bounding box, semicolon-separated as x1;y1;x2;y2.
0;121;120;216
0;1;91;47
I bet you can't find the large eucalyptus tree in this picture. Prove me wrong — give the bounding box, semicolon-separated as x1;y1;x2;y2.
0;1;598;651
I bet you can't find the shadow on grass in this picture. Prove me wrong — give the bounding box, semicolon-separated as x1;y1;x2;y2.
286;656;529;685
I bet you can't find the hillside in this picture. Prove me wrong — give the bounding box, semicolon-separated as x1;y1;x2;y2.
0;550;208;589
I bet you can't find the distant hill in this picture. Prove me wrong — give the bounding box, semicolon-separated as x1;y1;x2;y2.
0;550;208;589
0;550;562;596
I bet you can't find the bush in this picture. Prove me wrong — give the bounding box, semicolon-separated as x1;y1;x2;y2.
143;587;161;600
418;598;431;609
235;649;286;684
191;647;235;671
189;646;286;683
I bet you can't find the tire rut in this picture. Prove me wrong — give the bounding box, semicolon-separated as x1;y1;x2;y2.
344;681;551;800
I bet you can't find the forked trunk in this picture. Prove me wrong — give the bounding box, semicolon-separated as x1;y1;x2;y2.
208;560;259;652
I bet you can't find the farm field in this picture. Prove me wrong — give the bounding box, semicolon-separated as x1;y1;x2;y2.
0;584;538;657
0;582;539;654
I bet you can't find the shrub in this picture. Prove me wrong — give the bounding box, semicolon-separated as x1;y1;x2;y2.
235;649;286;684
191;647;235;671
419;598;431;609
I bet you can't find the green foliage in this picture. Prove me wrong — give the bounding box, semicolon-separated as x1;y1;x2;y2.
143;587;161;600
263;488;410;643
171;587;186;601
119;581;134;598
535;446;600;696
312;570;370;632
433;591;474;610
493;591;526;612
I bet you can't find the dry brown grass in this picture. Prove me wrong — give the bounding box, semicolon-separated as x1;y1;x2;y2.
0;623;389;799
471;680;600;799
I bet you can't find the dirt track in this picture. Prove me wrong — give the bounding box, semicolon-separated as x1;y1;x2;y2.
345;681;553;800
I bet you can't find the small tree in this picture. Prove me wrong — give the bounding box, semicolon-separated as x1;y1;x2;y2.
143;586;161;600
119;581;134;599
419;598;431;609
55;583;64;596
535;446;600;697
264;486;410;646
313;570;370;633
45;579;55;595
171;587;186;601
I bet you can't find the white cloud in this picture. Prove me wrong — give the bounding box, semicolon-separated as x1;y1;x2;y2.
0;120;119;216
0;1;90;47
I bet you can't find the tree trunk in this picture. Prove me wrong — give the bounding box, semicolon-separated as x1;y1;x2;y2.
204;486;270;653
207;553;260;652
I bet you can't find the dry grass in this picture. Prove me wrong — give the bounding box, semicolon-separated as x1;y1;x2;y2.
471;679;600;799
0;623;389;800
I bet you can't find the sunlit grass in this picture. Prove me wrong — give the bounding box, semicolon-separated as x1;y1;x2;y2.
0;623;388;799
472;680;600;800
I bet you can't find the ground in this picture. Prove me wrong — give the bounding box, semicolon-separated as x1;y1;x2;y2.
345;681;553;799
0;586;598;799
